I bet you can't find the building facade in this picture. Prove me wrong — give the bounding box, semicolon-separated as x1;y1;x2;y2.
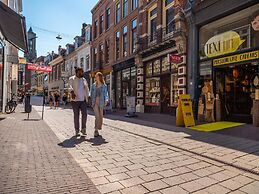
48;47;65;96
0;0;26;112
186;0;259;123
135;0;187;114
91;0;140;109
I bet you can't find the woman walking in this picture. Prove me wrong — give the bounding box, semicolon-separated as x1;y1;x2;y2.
90;72;109;137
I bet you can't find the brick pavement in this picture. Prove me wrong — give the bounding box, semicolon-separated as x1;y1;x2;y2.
0;106;100;194
34;106;259;194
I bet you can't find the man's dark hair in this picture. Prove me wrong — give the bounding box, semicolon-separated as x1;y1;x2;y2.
74;67;83;73
252;10;259;20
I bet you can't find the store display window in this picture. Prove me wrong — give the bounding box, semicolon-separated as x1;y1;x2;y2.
145;78;160;106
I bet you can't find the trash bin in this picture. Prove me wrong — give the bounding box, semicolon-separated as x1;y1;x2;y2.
24;94;32;113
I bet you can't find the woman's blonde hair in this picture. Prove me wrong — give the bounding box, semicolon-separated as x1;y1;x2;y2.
96;72;105;84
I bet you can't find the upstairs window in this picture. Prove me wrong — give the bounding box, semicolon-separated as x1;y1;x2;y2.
123;0;128;18
123;26;128;57
100;15;104;34
94;20;98;39
132;0;138;10
116;2;121;24
131;19;137;53
106;8;111;29
115;31;120;60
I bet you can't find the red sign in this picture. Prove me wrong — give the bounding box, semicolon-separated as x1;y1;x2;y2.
27;63;52;72
169;54;183;63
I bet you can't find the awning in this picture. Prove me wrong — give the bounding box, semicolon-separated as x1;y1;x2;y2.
0;1;28;52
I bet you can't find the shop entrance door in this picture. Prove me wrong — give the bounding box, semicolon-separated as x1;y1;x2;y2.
122;81;130;108
215;64;257;123
161;75;171;113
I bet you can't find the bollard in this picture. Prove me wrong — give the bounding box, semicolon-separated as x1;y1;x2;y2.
24;94;32;113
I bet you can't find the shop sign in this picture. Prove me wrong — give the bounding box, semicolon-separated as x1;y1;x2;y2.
27;63;52;72
213;50;259;66
169;54;183;63
19;57;26;64
176;94;195;128
205;31;245;58
11;64;18;81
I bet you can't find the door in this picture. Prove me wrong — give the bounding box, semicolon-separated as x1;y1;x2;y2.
215;64;256;123
161;75;171;113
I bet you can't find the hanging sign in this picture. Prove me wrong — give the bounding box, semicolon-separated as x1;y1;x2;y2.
176;94;195;127
204;31;245;58
169;54;183;63
213;50;259;66
27;63;52;72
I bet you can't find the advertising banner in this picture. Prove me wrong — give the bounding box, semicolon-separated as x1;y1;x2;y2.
27;63;52;72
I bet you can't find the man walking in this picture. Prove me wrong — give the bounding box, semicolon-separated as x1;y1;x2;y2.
69;67;89;137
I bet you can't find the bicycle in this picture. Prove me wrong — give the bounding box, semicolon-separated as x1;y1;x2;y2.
5;93;18;114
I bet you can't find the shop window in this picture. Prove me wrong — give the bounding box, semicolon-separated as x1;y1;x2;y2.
146;62;152;77
171;74;178;106
131;67;136;97
153;59;161;75
80;57;84;68
85;55;90;70
116;71;122;108
199;4;259;60
162;57;170;73
145;77;160;106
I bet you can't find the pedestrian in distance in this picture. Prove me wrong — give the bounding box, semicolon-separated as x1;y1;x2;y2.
62;93;68;108
69;67;89;137
49;93;54;109
54;91;60;109
90;72;109;137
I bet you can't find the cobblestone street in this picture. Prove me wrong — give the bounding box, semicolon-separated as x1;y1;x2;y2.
31;106;259;194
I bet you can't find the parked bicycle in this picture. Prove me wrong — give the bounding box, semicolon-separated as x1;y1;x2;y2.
5;93;18;114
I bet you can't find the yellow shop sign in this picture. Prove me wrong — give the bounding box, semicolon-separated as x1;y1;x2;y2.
213;50;259;66
204;31;245;58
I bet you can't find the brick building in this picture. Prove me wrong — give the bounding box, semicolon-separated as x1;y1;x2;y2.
136;0;187;114
91;0;139;109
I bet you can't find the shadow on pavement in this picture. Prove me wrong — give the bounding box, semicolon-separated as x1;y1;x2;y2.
96;109;259;157
86;136;108;146
58;136;87;148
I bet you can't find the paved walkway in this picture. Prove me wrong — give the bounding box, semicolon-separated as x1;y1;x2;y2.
0;106;100;194
34;106;259;194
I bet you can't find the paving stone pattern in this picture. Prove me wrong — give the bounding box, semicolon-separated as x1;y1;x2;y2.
0;107;100;194
33;106;259;194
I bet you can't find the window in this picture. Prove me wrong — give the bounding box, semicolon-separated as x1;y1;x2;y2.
105;39;110;63
164;1;175;34
116;31;120;59
100;44;104;65
80;57;84;68
123;26;128;57
62;62;65;71
165;0;174;6
132;0;138;10
116;2;121;23
85;55;90;70
94;20;98;38
123;0;128;18
29;40;33;51
131;19;137;53
100;15;104;34
149;7;157;42
93;48;97;68
106;8;111;29
75;58;78;67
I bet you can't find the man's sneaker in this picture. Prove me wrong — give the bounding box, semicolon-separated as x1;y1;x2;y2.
75;131;80;137
81;129;87;136
94;130;99;137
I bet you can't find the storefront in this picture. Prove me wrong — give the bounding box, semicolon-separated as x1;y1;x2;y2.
198;4;259;123
144;54;180;114
113;58;136;109
0;41;3;112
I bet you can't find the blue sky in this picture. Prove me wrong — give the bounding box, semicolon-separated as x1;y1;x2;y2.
22;0;98;57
